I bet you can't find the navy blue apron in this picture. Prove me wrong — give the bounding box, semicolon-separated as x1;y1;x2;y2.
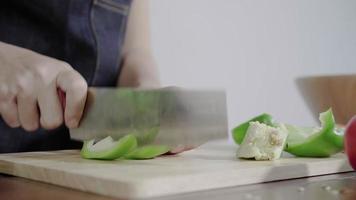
0;0;132;153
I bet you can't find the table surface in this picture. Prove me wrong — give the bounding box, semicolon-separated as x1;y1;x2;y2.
1;172;356;200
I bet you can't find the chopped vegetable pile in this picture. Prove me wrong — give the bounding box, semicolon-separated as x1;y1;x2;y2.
233;109;345;160
81;128;170;160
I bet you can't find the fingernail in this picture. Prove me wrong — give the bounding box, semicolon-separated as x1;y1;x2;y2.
10;121;21;128
67;119;78;128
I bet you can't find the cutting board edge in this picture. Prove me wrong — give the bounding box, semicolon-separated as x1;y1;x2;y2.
0;159;147;199
1;158;352;199
132;159;354;198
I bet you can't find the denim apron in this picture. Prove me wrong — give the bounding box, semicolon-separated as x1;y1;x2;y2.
0;0;132;152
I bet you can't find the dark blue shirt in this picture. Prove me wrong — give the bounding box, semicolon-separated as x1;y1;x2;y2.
0;0;132;152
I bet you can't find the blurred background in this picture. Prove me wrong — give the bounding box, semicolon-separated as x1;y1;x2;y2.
149;0;356;128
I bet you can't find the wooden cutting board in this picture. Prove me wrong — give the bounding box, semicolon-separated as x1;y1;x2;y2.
0;141;352;199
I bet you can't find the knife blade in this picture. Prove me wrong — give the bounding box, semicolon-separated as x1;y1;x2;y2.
69;87;228;148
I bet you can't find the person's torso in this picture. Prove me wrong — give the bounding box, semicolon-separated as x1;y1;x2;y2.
0;0;132;86
0;0;132;153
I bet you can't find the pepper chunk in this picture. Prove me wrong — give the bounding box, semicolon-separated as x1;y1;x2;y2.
80;133;170;160
232;113;274;144
232;109;344;158
124;145;170;160
236;121;288;160
285;109;344;157
81;134;138;160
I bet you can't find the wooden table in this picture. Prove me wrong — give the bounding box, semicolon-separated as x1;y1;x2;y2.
1;172;356;200
0;174;117;200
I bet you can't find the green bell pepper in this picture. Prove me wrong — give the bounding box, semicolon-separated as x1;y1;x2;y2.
81;134;138;160
81;133;170;160
134;127;160;146
285;109;344;157
124;145;170;160
232;109;344;157
232;113;274;144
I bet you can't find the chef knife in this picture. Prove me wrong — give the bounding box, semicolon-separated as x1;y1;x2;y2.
69;87;228;149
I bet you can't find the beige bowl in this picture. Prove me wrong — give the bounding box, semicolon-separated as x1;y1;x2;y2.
296;75;356;125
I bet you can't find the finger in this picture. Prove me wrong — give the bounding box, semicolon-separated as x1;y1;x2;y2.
37;82;63;130
168;146;197;155
56;70;87;128
17;94;39;132
57;88;66;109
0;100;20;128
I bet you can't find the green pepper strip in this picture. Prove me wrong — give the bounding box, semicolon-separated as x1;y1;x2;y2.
232;109;344;157
232;113;274;144
124;145;170;160
285;109;344;157
81;134;138;160
81;134;170;160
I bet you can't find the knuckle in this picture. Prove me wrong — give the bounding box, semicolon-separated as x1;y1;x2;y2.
0;85;8;96
72;81;88;94
70;77;88;91
34;66;50;81
16;80;34;99
0;91;8;103
0;85;16;102
58;61;72;70
33;61;70;83
57;68;87;91
17;86;33;99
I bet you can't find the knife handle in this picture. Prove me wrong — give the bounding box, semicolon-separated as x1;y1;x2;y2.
57;88;66;110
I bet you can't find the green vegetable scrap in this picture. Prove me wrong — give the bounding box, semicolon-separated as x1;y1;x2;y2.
236;121;288;160
81;134;137;160
134;127;160;146
81;133;170;160
285;109;344;157
232;109;344;158
124;145;170;160
232;113;274;144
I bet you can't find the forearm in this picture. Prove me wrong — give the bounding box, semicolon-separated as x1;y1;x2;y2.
118;50;160;88
117;0;159;88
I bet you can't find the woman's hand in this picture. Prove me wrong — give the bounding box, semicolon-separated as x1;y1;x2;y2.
0;42;87;131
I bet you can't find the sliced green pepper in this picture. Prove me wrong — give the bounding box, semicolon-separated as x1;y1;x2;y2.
285;109;344;157
134;127;160;146
81;133;170;160
232;113;274;144
81;134;137;160
232;109;344;157
124;145;170;160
